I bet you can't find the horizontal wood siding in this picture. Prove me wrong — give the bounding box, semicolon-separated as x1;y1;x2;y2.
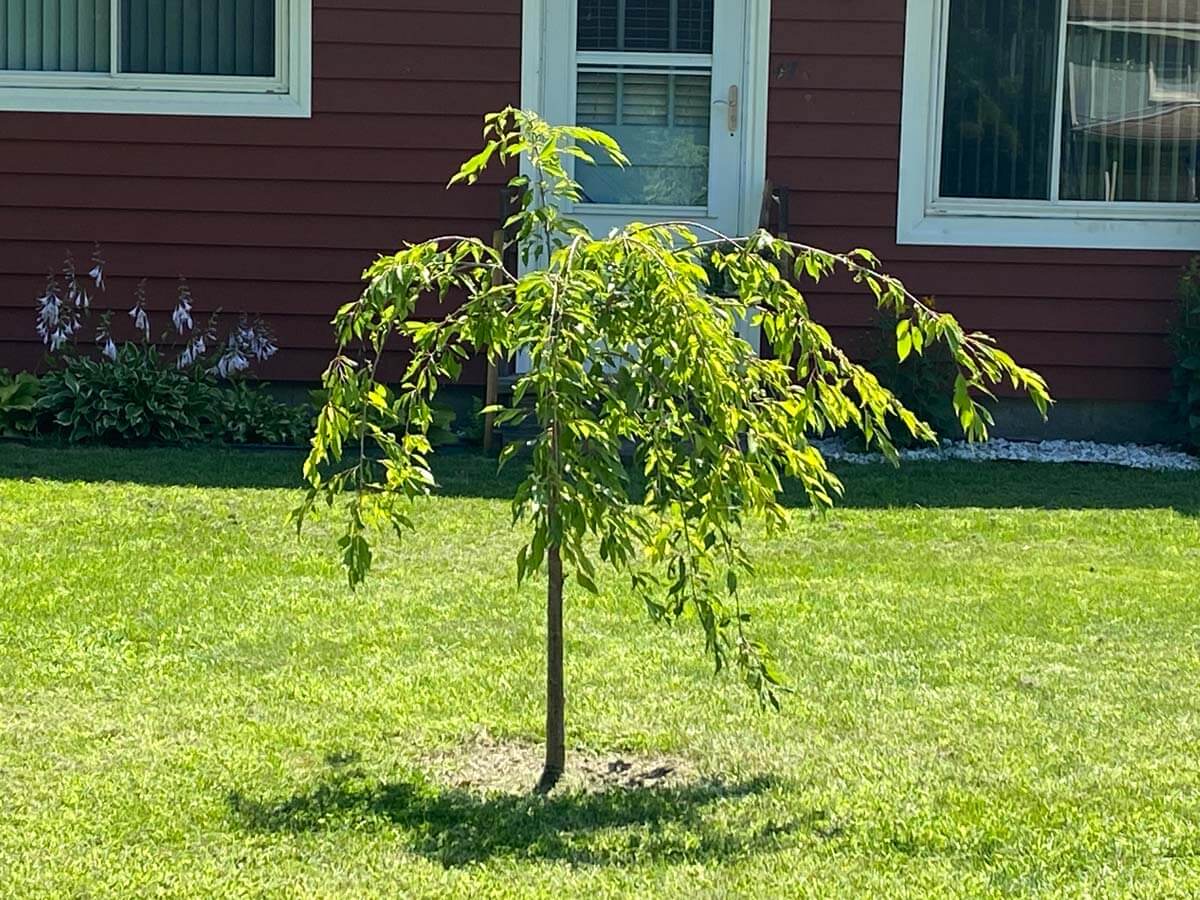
0;0;522;378
768;0;1191;401
0;0;1189;401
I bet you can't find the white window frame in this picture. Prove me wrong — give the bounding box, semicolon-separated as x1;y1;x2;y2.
0;0;310;117
898;0;1200;250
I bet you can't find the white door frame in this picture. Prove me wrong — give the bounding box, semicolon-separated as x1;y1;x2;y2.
520;0;772;240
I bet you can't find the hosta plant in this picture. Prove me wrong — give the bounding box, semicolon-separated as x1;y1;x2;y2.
0;370;41;437
215;381;314;446
31;246;306;446
39;344;218;444
296;108;1052;793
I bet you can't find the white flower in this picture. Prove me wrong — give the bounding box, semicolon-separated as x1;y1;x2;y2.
101;337;117;361
178;334;206;369
88;264;104;291
172;299;193;334
129;303;151;340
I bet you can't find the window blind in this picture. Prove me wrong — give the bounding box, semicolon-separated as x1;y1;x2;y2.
577;0;714;52
121;0;274;76
0;0;112;71
576;68;711;206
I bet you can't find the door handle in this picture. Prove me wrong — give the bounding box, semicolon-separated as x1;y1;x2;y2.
714;85;739;134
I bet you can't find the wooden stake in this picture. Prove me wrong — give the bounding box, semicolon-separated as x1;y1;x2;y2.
482;226;505;453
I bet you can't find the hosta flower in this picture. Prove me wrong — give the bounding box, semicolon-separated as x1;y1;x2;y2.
210;316;278;378
95;312;117;361
129;279;151;340
35;275;79;352
177;334;206;369
88;244;105;291
172;280;194;335
213;343;250;378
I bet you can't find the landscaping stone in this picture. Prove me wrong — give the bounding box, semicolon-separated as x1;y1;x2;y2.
814;437;1200;472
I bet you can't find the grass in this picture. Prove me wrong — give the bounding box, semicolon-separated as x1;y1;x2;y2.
1;444;1199;897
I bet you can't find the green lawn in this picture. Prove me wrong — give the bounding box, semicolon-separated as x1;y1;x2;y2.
1;445;1199;897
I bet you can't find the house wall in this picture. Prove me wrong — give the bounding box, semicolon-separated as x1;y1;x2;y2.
0;0;1189;402
0;0;523;381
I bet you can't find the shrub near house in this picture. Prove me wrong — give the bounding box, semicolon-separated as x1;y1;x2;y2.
26;247;312;447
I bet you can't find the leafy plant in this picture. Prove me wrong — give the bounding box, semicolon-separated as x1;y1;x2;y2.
867;300;960;447
295;108;1051;794
0;370;42;437
215;382;313;446
38;345;218;444
1170;257;1200;448
31;246;295;447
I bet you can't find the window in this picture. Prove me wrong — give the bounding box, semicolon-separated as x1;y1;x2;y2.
574;0;716;207
899;0;1200;249
0;0;310;116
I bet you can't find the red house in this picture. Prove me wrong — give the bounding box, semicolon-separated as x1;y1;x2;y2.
1;1;1197;438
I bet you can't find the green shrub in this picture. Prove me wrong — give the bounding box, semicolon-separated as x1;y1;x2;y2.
215;382;313;446
38;345;217;444
0;370;41;437
867;302;960;446
1170;257;1200;448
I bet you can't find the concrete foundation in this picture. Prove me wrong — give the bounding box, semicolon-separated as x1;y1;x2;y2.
992;399;1183;445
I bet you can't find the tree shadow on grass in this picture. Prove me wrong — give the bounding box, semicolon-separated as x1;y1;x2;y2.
227;768;802;867
804;459;1200;515
0;441;521;497
3;441;1196;513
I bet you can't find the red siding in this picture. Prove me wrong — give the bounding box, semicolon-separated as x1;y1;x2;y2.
0;0;523;380
0;0;1190;401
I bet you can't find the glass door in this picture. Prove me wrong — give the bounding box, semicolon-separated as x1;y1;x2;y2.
539;0;749;239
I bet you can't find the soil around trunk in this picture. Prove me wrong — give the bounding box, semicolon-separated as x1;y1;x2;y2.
420;730;696;795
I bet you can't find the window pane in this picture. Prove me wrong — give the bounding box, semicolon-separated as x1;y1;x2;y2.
575;69;711;206
577;0;713;53
939;0;1062;200
1060;1;1200;203
0;0;111;71
120;0;273;75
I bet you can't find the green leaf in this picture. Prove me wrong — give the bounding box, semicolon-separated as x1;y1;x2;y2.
896;319;913;363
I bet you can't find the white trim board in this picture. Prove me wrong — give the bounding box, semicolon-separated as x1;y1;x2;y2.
898;0;1200;251
0;0;311;118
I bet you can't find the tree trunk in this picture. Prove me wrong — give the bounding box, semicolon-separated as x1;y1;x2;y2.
534;541;566;794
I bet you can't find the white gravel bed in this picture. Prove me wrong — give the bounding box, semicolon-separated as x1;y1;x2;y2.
813;437;1200;472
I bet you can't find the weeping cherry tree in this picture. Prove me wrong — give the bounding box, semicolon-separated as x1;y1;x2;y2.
295;108;1052;794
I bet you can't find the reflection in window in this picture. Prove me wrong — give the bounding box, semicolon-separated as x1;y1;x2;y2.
938;0;1200;204
576;69;711;206
1061;0;1200;203
939;0;1062;200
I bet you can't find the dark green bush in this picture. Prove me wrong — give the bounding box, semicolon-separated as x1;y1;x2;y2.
867;302;959;447
1170;258;1200;449
38;345;218;444
0;370;41;437
215;381;313;446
